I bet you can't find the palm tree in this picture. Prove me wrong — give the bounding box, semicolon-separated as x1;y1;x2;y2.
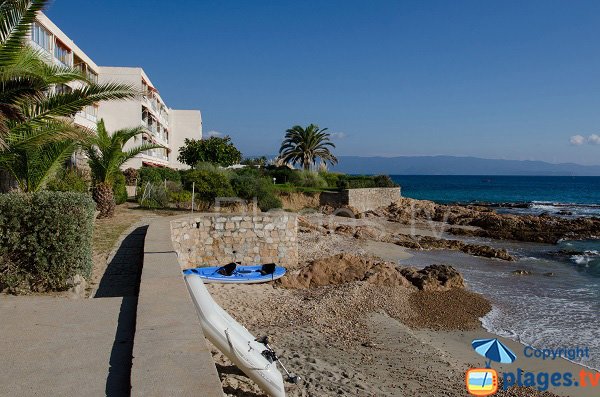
85;120;165;218
278;124;338;171
0;0;137;192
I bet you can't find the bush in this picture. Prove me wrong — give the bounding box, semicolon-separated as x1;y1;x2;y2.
336;174;399;190
46;167;89;193
292;170;327;188
264;165;294;184
0;192;95;293
138;166;181;187
123;168;138;185
318;171;341;188
112;172;128;205
373;174;398;188
169;190;193;209
231;174;282;211
180;168;234;203
138;182;169;209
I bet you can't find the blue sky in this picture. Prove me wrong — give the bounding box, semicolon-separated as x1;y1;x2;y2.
47;0;600;165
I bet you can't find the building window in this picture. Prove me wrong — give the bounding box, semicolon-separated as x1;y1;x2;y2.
86;69;98;83
55;84;72;95
54;40;71;66
32;22;52;52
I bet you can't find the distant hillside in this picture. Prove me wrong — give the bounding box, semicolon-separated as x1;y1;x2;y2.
329;156;600;176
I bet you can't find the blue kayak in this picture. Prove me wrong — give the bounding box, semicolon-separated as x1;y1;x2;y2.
182;263;286;284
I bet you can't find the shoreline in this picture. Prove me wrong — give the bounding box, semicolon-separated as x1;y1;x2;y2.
205;208;599;396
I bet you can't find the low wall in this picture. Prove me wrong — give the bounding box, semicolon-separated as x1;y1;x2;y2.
171;212;298;269
320;187;401;213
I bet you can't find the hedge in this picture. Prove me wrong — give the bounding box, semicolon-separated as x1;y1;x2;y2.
113;172;128;204
137;166;181;187
336;174;399;190
0;192;96;293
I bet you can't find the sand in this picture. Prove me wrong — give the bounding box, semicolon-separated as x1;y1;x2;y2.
203;213;598;397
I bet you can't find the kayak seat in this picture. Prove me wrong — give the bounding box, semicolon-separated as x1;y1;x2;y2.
217;262;237;276
259;263;276;276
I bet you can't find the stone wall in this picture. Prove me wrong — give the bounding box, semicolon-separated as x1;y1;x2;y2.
320;187;401;213
171;213;298;269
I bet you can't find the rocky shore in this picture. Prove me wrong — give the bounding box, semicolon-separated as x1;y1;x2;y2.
370;197;600;244
194;195;600;397
300;214;516;261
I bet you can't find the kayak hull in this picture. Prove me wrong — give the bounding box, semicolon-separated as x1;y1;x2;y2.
184;274;286;397
183;265;286;284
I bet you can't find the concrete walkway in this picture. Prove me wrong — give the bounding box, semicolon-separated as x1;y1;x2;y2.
0;222;148;396
0;217;223;396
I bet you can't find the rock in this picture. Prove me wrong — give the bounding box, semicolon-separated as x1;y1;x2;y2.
511;269;533;275
392;235;515;261
278;253;413;289
399;264;465;291
68;274;87;297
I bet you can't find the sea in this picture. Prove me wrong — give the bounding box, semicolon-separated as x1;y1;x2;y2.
391;175;600;370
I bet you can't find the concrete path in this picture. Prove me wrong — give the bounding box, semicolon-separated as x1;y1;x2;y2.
0;217;223;397
0;223;148;396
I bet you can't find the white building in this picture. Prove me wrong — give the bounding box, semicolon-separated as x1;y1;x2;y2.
98;67;202;169
28;13;202;170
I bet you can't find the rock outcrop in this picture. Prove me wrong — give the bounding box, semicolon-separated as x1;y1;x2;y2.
380;198;600;244
279;254;466;292
399;265;465;291
278;253;412;289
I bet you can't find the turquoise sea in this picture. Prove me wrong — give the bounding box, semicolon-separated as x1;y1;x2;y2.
390;175;600;217
391;175;600;369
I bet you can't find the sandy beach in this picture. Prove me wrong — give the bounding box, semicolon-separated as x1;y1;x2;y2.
204;210;600;397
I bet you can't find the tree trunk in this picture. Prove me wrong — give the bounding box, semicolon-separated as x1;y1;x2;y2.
93;181;115;218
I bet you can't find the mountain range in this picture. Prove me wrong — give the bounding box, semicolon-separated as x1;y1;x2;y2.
327;156;600;176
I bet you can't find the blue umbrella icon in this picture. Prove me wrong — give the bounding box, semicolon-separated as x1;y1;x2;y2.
472;338;517;368
471;338;517;390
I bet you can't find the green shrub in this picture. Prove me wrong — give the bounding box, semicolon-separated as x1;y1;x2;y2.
112;172;128;205
180;168;234;203
169;190;193;208
138;166;181;187
293;170;327;188
0;192;95;293
373;174;398;188
46;167;89;193
264;165;294;184
231;174;282;211
138;182;169;208
123;168;138;185
336;174;399;190
318;171;341;188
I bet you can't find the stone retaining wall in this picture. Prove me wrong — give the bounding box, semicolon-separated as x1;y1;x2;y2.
171;213;298;269
320;187;401;213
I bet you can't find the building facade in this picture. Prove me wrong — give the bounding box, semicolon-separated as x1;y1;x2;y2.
28;13;100;168
98;67;202;169
28;13;202;171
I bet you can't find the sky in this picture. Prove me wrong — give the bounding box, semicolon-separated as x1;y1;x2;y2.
46;0;600;165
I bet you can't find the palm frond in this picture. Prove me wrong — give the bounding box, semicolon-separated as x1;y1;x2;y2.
0;0;47;67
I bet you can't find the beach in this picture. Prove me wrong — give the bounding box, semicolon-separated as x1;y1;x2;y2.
204;206;600;397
